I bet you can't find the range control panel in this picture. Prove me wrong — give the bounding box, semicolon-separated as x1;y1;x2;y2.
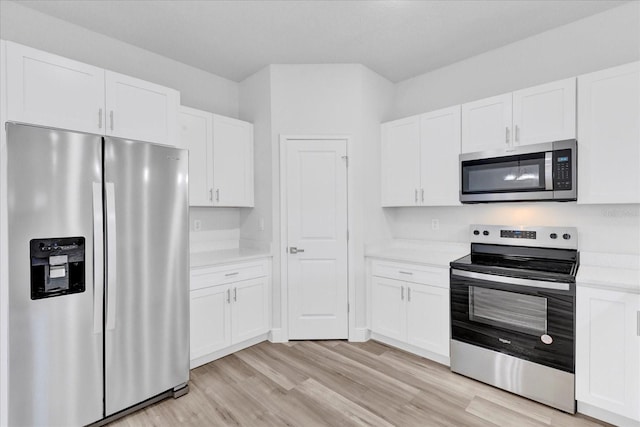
470;225;577;249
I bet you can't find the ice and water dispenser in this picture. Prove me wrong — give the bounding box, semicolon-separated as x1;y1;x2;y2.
30;237;85;299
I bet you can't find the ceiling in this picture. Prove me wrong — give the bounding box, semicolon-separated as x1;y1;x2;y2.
13;0;627;83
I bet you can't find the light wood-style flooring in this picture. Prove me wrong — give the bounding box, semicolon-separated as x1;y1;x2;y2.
111;340;610;427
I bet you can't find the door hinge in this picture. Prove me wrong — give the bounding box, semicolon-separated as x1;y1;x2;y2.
342;155;349;167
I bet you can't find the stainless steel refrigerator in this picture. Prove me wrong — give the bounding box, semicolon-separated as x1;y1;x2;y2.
6;122;189;426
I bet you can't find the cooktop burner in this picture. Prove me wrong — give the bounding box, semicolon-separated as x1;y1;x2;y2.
450;224;579;283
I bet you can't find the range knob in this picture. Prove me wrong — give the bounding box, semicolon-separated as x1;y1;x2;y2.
483;230;490;236
473;230;480;236
563;233;571;240
550;233;558;239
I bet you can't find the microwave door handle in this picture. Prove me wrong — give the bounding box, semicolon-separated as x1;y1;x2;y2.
545;152;553;190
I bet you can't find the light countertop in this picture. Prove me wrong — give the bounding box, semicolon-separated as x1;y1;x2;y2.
366;240;640;293
190;248;272;269
365;240;469;268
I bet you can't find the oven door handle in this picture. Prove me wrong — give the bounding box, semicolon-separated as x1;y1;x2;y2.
451;269;571;291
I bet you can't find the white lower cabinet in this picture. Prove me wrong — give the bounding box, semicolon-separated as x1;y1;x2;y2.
189;259;270;368
370;260;450;364
576;286;640;425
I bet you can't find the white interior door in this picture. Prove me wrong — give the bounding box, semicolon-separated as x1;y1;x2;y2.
286;139;348;340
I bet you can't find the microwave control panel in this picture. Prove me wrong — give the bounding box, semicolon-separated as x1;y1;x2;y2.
553;149;572;190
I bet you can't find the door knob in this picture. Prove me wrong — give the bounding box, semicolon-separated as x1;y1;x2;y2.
289;247;305;254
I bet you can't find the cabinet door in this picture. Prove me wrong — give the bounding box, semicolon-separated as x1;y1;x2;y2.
6;41;105;134
105;71;180;146
461;93;512;154
231;278;269;344
179;107;214;206
577;62;640;204
406;284;450;357
512;78;576;146
371;276;405;341
212;115;254;207
190;286;231;361
381;116;421;206
576;287;640;421
419;106;461;206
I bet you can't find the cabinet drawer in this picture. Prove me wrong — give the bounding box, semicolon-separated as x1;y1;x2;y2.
371;260;448;288
191;259;269;290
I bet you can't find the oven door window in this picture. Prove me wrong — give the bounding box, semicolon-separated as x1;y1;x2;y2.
469;287;547;335
462;153;547;194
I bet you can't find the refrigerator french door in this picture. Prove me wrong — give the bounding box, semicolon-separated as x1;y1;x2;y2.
7;123;189;426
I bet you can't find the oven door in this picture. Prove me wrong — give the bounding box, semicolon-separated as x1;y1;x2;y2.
450;269;574;373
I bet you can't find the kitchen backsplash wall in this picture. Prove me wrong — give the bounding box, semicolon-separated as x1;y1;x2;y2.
386;204;640;255
189;208;241;252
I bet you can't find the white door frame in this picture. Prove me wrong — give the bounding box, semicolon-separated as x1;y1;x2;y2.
279;134;355;341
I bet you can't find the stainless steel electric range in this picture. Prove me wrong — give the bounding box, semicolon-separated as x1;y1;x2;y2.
449;224;579;413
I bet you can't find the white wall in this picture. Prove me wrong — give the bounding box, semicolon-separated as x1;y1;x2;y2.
239;66;273;251
388;1;640;256
241;64;393;332
393;1;640;118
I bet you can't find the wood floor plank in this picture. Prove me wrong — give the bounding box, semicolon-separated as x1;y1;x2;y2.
110;340;609;427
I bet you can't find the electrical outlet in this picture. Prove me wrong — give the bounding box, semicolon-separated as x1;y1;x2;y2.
431;219;440;230
259;218;265;231
194;219;202;231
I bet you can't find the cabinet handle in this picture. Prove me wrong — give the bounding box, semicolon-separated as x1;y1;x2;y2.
401;286;404;301
399;271;413;275
209;189;213;201
216;189;220;202
234;287;237;302
110;110;114;131
421;188;425;203
515;125;520;143
407;287;411;302
414;189;418;203
505;127;510;144
98;108;103;129
225;272;239;277
226;289;230;304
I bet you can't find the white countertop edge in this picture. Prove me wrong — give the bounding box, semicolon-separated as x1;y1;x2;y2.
577;280;640;294
190;249;272;269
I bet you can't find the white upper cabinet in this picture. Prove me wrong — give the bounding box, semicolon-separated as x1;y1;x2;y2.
381;107;460;207
577;61;640;204
381;116;421;206
105;71;179;146
212;114;254;207
179;106;214;206
179;108;254;207
419;106;461;206
461;93;512;154
512;78;576;146
5;41;180;145
6;41;105;135
461;78;576;153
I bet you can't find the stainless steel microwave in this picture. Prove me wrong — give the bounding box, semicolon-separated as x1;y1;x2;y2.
460;139;577;203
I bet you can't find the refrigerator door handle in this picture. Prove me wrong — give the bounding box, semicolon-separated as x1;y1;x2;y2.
92;183;104;334
106;182;118;330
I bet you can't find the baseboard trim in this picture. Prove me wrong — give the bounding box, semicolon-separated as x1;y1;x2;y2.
190;333;268;369
371;333;450;366
578;401;639;427
349;327;370;342
269;328;287;343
